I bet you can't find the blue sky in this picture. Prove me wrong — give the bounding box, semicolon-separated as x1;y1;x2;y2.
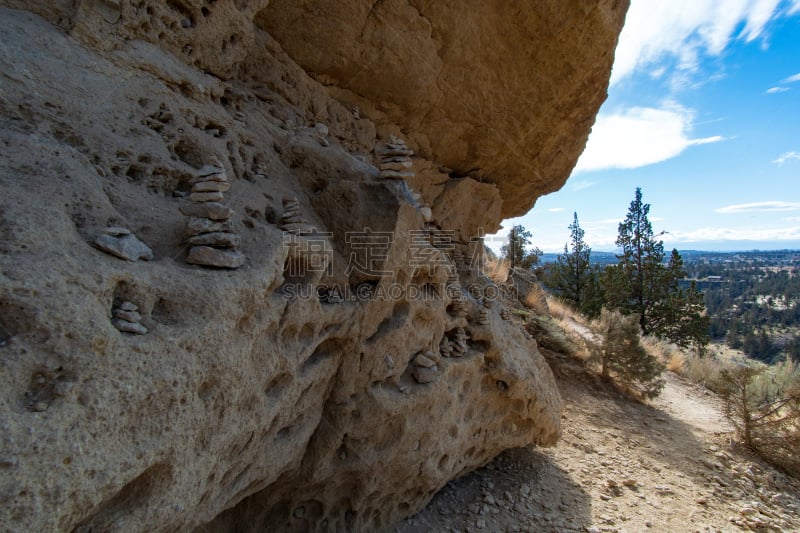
488;0;800;253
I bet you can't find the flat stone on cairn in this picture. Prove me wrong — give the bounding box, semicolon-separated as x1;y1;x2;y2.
375;135;414;180
95;227;153;262
280;197;314;235
112;301;147;335
182;161;245;269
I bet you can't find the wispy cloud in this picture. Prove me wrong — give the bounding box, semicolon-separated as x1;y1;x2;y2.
548;208;565;213
611;0;786;85
772;150;800;164
715;201;800;214
766;86;790;93
669;226;800;242
570;180;597;192
782;72;800;83
574;105;724;172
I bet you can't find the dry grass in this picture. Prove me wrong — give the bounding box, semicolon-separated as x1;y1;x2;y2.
667;352;687;374
484;256;510;284
640;336;686;375
524;285;550;315
545;296;577;321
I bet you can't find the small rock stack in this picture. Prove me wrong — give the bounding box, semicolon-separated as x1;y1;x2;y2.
451;327;469;356
412;351;439;384
450;297;468;318
439;336;453;358
452;248;466;271
500;308;511;321
476;308;490;325
112;301;147;335
279;197;313;235
181;161;245;269
376;135;414;180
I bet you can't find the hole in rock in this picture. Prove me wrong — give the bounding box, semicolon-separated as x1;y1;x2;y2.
72;463;173;532
301;338;343;373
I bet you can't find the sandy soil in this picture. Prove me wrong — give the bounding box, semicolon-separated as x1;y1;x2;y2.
392;350;800;532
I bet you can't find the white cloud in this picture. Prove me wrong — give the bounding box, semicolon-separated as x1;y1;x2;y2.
790;0;800;14
766;86;790;93
669;226;800;242
574;105;723;172
570;180;597;192
715;201;800;213
611;0;784;85
782;72;800;83
772;150;800;164
548;208;565;213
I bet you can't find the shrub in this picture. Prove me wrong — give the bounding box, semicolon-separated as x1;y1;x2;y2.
717;364;800;476
588;309;665;399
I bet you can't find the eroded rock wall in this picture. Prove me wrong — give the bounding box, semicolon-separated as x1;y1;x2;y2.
0;1;626;531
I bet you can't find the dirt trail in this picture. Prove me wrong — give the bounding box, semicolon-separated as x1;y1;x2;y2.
392;350;800;532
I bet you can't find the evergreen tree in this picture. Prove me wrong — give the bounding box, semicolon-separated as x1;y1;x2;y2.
547;212;598;315
588;308;665;399
501;224;542;270
604;187;666;333
603;188;709;351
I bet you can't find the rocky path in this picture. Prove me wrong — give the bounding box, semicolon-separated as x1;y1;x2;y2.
392;352;800;532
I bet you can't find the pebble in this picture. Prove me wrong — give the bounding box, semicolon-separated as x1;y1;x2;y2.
102;226;131;236
119;301;138;312
186;246;245;269
179;202;234;221
188;232;241;248
414;354;437;368
32;401;48;412
190;191;225;203
112;318;148;335
196;163;225;177
193;180;230;193
113;309;141;323
184;217;233;237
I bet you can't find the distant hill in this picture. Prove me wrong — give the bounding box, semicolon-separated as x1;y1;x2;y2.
539;251;618;265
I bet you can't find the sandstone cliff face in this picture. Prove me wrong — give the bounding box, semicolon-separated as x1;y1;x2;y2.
0;2;626;531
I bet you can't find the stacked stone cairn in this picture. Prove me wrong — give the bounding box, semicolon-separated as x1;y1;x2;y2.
376;135;414;180
181;161;245;269
411;351;440;384
450;296;468;318
500;308;511;321
476;308;490;326
112;301;147;335
452;248;466;271
451;327;469;356
279;197;314;235
439;336;453;358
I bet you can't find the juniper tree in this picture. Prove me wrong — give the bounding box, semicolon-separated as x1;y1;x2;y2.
588;308;665;399
603;188;709;351
501;224;542;270
547;212;602;317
